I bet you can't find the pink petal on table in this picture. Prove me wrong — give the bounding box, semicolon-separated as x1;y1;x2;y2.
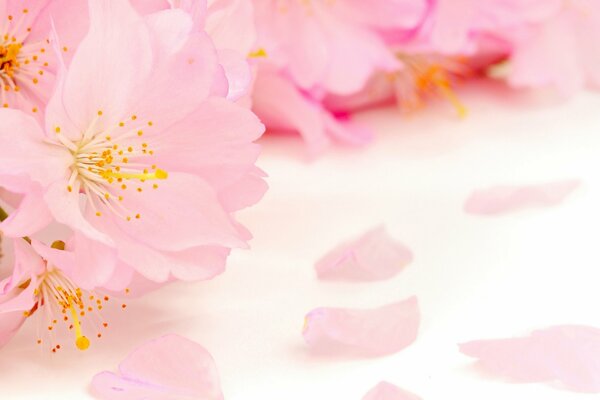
459;325;600;393
91;334;223;400
464;180;580;215
303;297;420;357
315;226;413;282
362;381;422;400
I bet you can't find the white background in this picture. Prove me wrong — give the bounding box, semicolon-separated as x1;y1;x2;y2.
2;80;600;399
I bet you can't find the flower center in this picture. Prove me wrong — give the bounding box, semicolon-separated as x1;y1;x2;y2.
0;9;53;112
54;113;168;220
391;54;469;118
0;43;21;76
21;241;128;353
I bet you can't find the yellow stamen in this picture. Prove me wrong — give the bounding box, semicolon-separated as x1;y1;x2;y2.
68;304;89;351
104;168;168;181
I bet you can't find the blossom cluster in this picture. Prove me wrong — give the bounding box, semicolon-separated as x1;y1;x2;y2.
0;0;598;357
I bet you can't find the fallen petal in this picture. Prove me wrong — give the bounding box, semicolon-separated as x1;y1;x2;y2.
315;226;413;281
459;325;600;393
464;180;580;215
303;297;420;357
91;334;223;400
362;381;422;400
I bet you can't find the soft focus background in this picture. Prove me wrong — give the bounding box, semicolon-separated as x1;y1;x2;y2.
2;80;600;399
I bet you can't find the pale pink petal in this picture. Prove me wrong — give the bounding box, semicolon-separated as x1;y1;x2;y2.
144;9;194;58
0;239;43;314
0;109;70;184
0;312;26;348
362;382;422;400
252;69;331;154
217;49;252;101
339;0;427;30
168;0;207;29
111;172;245;252
46;0;153;136
322;112;374;146
316;12;399;95
316;226;413;282
303;297;420;357
91;334;223;400
460;325;600;393
129;15;220;132
44;180;113;245
464;180;580;216
218;167;268;212
0;186;52;237
91;210;231;283
151;97;264;191
507;19;584;95
33;235;117;290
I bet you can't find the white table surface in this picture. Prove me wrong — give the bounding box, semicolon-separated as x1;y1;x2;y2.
2;80;600;399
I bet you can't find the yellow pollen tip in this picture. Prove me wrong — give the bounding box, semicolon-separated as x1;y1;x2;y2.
51;240;66;250
248;48;267;58
76;336;90;351
154;169;168;179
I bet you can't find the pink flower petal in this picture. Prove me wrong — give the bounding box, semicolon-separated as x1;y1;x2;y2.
464;180;580;216
363;381;422;400
460;325;600;393
0;184;52;238
91;334;223;400
315;226;413;282
303;297;420;357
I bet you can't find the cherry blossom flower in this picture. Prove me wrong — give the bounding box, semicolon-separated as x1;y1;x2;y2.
0;0;266;287
251;0;427;152
0;237;118;352
92;334;223;400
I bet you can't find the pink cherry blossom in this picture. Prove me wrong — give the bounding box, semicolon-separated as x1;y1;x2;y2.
0;0;265;286
363;382;422;400
460;325;600;393
250;0;427;152
0;237;118;352
0;0;61;116
303;297;420;357
92;334;223;400
315;226;413;282
464;179;580;216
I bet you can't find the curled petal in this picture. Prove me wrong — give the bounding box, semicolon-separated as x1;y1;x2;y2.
464;180;580;216
363;382;422;400
92;334;223;400
303;297;420;357
315;226;413;282
460;325;600;393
